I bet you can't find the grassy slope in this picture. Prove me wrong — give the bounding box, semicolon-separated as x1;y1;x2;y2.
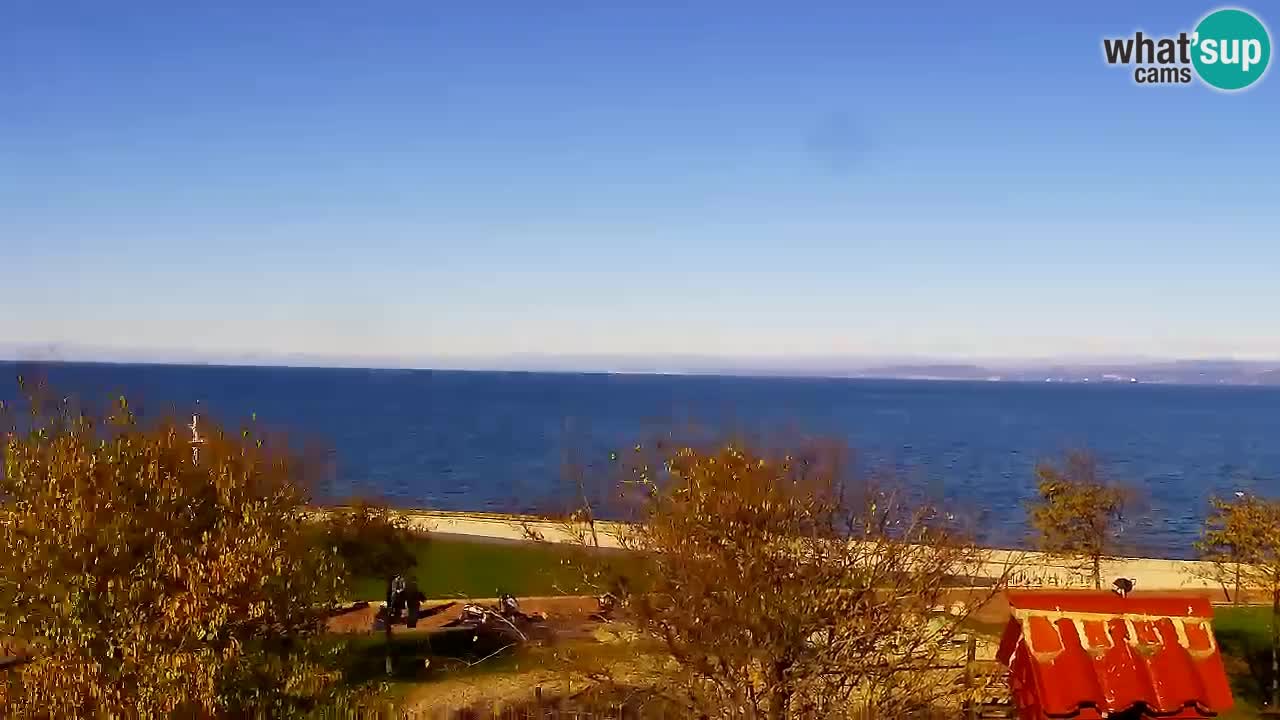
346;535;604;601
1215;605;1275;717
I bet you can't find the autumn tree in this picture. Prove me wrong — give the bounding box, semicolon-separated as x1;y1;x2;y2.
323;500;421;594
546;439;1003;719
1028;451;1130;590
0;386;346;718
1198;493;1280;707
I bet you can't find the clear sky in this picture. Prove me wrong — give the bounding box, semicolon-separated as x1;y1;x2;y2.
3;1;1278;367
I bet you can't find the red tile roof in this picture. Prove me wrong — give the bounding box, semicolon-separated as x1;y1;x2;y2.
996;591;1234;719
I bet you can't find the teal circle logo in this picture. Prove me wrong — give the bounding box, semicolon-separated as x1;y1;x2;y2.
1192;8;1271;90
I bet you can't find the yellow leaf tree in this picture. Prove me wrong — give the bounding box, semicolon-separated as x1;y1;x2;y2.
1028;451;1131;590
1198;494;1280;707
0;386;345;718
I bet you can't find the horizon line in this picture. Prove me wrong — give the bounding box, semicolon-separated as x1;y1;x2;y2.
3;349;1279;376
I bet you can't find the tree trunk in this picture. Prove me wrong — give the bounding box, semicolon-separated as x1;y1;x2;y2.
385;575;395;677
385;622;393;676
1092;555;1102;590
768;661;791;720
1272;587;1279;708
966;634;978;720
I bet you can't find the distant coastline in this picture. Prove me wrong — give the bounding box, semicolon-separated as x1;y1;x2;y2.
3;357;1280;388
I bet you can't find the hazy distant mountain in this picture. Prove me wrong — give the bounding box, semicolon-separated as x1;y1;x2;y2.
846;360;1280;386
2;344;1279;386
854;364;996;380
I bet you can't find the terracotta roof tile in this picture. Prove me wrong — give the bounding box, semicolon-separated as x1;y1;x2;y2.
997;591;1233;719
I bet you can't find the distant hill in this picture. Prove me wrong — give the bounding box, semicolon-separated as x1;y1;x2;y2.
855;364;995;380
833;361;1280;386
2;349;1279;386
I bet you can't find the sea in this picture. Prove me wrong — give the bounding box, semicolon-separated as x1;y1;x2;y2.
3;361;1279;558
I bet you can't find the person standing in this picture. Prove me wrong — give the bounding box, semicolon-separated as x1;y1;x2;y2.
405;578;424;628
390;574;407;622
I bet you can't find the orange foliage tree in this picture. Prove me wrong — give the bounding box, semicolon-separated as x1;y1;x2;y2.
546;439;1003;718
0;385;346;718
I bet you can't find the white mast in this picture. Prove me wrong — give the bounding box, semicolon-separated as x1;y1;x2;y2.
188;413;204;463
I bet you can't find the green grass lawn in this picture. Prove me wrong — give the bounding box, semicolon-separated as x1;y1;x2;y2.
1214;605;1277;718
310;630;544;717
1216;604;1271;630
337;628;527;684
346;535;632;601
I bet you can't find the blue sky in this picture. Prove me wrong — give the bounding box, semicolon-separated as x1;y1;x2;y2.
3;1;1277;366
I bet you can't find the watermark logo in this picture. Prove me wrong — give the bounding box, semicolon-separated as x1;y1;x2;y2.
1102;7;1271;91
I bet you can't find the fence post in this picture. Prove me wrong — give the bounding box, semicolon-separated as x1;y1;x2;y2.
560;670;570;714
966;634;978;720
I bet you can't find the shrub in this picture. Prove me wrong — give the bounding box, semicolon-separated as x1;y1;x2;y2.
0;386;345;718
322;500;422;591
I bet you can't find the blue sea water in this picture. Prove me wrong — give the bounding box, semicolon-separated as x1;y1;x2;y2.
3;361;1279;557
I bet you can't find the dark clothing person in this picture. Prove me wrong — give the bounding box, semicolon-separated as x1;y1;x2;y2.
389;574;407;622
405;580;424;628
